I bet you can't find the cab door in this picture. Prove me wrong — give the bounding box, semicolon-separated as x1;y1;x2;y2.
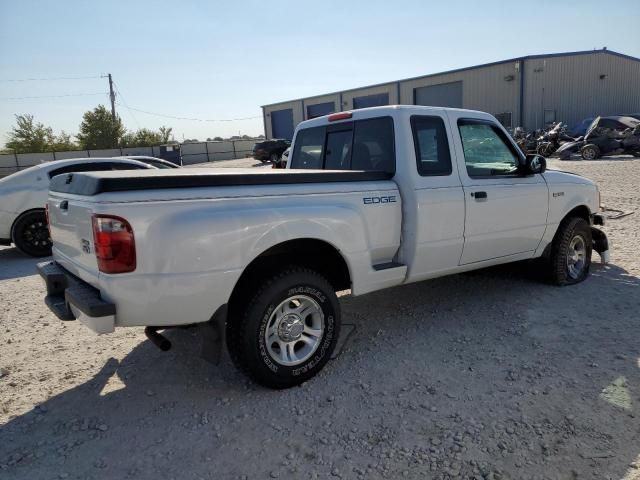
447;114;549;265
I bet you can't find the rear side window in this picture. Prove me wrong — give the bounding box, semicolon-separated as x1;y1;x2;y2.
411;116;451;176
291;127;325;168
290;117;395;173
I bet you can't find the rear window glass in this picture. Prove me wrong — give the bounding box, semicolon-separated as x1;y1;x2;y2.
351;118;395;173
290;117;395;173
291;127;325;169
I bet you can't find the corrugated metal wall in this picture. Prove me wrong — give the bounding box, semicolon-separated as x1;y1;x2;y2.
400;61;521;122
263;51;640;137
523;52;640;130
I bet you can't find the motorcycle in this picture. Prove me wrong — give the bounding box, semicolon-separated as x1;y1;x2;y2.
537;122;578;157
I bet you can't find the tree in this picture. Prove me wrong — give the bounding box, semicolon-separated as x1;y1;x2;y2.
51;131;77;151
158;126;173;143
76;105;125;149
5;114;54;153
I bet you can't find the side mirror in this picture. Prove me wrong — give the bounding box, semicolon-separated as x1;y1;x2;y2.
525;154;546;174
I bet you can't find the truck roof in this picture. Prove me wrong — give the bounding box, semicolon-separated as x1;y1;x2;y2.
297;104;493;130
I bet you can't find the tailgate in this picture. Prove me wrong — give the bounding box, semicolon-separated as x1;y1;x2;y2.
47;192;100;285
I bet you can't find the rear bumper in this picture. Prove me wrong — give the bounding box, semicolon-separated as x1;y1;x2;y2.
37;261;116;334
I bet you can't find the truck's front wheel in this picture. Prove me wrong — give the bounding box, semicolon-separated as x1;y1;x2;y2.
548;217;592;285
227;267;341;389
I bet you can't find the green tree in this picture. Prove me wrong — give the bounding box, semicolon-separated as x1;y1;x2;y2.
5;114;54;153
51;131;77;151
213;136;223;141
76;105;125;149
158;126;173;143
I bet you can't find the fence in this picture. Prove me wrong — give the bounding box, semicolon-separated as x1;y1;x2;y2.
0;139;258;178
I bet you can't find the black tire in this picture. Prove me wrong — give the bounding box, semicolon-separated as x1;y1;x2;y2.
548;217;592;286
11;210;52;257
581;144;600;160
226;266;341;389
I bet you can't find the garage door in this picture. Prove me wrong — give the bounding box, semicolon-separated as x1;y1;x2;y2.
307;102;335;119
271;109;294;140
414;81;463;108
353;93;389;109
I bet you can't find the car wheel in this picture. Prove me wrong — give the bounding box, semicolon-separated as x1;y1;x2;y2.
226;266;341;389
581;144;600;160
548;217;592;286
12;210;52;257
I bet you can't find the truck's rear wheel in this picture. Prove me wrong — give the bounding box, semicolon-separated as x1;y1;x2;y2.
548;217;592;285
226;266;341;389
12;210;52;257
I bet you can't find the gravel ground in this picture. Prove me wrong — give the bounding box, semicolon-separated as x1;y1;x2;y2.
1;156;639;480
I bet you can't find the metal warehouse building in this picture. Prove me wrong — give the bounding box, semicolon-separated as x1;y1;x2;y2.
262;48;640;139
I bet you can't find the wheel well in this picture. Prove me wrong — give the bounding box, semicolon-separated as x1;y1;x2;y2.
542;205;591;258
563;205;590;224
10;208;45;240
228;239;351;316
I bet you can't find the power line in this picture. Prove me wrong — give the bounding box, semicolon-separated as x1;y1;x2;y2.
0;75;102;82
112;81;141;129
113;102;262;122
0;92;108;101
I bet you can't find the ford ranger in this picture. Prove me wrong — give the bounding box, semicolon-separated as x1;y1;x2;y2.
38;106;609;389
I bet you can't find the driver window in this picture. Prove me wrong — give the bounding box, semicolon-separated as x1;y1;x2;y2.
458;120;519;177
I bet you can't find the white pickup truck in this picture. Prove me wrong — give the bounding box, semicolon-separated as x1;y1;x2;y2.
39;106;609;388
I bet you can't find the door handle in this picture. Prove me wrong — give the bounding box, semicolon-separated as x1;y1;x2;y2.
471;191;487;199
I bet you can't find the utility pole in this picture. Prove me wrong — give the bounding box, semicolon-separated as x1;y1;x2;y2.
108;74;116;121
101;73;117;121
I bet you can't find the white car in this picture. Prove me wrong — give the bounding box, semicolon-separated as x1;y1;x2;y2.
0;157;159;257
40;106;609;388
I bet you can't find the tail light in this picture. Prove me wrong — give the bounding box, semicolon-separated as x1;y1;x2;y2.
92;215;136;273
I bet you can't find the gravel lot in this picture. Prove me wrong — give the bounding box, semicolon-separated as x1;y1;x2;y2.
1;157;639;480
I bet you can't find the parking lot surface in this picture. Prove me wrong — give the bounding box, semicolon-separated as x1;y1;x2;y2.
1;157;639;479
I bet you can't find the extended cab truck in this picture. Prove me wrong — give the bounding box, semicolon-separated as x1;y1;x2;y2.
39;106;609;389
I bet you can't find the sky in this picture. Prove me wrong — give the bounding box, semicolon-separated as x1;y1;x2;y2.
1;0;639;144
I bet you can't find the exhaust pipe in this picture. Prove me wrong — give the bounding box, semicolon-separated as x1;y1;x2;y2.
144;327;172;351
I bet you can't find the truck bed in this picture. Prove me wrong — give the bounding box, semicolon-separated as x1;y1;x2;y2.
49;167;393;196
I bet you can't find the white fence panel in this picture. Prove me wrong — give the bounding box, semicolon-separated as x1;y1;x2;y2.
182;153;208;165
0;154;18;177
90;149;122;157
16;152;55;167
54;150;88;160
121;147;154;156
181;143;207;155
206;141;234;154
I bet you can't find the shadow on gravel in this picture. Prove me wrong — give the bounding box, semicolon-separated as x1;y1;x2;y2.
1;262;639;479
0;247;43;281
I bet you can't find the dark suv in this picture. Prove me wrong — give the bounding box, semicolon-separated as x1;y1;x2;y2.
252;139;290;163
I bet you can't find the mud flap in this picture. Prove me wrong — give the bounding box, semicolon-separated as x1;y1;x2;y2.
201;304;227;364
591;227;610;264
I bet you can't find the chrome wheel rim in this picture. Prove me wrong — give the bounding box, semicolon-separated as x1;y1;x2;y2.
265;295;324;366
567;235;587;279
583;148;596;160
